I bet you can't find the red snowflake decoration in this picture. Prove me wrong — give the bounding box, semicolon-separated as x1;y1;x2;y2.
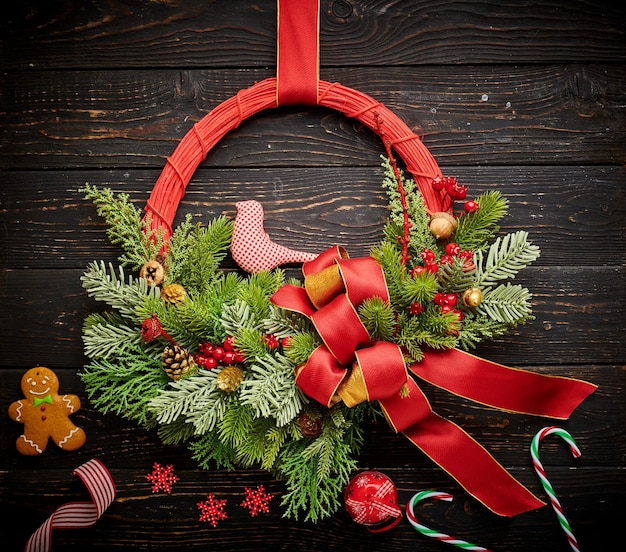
197;493;228;527
240;485;273;517
145;462;179;494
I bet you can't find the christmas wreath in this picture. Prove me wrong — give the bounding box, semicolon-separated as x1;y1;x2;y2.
79;0;595;524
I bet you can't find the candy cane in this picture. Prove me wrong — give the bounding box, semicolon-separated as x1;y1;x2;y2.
25;458;116;552
530;426;582;552
406;491;491;551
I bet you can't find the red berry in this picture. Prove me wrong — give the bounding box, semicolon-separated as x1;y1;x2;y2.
454;309;465;321
441;305;453;314
444;177;467;200
431;176;445;191
425;263;439;274
265;335;280;349
439;255;454;265
212;347;225;362
434;292;447;306
464;200;479;213
445;294;458;307
445;242;460;256
204;357;218;370
223;351;236;365
281;337;293;348
409;266;426;277
199;342;215;357
409;302;423;315
421;249;436;263
223;336;236;351
234;353;246;364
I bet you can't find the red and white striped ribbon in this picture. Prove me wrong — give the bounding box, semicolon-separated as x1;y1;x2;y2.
25;458;116;552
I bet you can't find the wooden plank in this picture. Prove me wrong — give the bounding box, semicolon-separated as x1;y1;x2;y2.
2;0;625;70
1;166;624;268
0;466;623;551
1;65;625;168
0;264;623;365
1;364;622;469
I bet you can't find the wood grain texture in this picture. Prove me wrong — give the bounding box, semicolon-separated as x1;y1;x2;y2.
0;1;624;550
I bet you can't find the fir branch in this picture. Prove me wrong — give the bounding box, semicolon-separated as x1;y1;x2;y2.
358;297;395;342
234;416;283;468
83;319;143;359
457;315;512;350
148;370;227;432
81;261;160;320
437;257;477;293
477;283;534;325
284;331;322;366
454;190;508;252
474;230;541;288
262;305;314;339
370;241;406;307
220;299;259;337
80;345;167;425
167;216;234;295
189;430;237;470
157;418;198;445
400;270;439;305
217;402;255;448
278;432;357;522
239;352;305;427
82;183;162;270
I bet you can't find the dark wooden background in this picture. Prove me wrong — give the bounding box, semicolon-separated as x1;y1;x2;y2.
1;1;625;550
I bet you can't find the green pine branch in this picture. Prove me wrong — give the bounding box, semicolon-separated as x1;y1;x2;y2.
148;370;229;433
82;183;162;270
474;230;541;288
477;283;534;325
80;344;168;425
436;257;477;293
358;297;396;342
454;190;508;252
189;430;237;470
81;261;160;320
83;318;144;359
239;352;305;427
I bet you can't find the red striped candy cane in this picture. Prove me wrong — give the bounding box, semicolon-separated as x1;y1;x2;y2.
530;426;582;552
25;458;116;552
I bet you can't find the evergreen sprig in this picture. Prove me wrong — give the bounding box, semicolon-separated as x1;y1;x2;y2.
81;261;160;320
82;183;162;270
454;190;508;252
474;230;540;289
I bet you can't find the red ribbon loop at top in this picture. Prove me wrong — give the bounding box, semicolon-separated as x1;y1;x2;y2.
276;0;320;105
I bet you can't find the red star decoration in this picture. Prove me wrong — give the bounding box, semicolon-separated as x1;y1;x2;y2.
240;485;273;517
145;462;179;494
197;493;228;527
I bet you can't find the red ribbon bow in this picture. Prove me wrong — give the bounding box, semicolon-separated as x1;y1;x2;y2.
271;246;597;517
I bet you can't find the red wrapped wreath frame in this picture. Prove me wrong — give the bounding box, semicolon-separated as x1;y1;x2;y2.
82;0;596;522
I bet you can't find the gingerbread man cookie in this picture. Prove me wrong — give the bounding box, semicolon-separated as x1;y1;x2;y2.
8;366;86;455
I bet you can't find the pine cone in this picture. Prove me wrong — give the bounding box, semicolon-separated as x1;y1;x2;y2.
216;365;244;393
298;412;322;438
161;345;197;380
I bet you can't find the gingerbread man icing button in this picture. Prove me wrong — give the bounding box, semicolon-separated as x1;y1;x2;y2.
8;367;86;455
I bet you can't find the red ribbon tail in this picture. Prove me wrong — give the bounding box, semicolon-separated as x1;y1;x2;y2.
410;349;597;419
403;413;545;517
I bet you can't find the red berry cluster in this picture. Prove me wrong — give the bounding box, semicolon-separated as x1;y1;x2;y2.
195;336;246;370
265;334;292;350
434;292;464;320
431;175;480;213
432;176;467;200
